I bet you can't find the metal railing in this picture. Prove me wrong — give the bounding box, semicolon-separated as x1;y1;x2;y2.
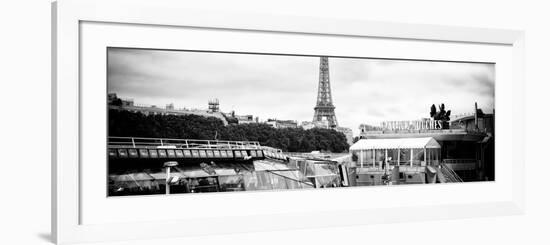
361;128;490;136
108;136;262;150
439;162;463;182
443;159;478;164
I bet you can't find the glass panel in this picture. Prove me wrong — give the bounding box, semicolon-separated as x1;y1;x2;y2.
375;149;385;167
269;172;288;190
305;162;315;176
166;149;176;157
220;150;228;158
183;150;192;157
206;150;214;158
350;151;359;167
399;149;410;165
387;149;399;166
188;177;219;193
198;150;207;157
148;149;158;158
280;171;302;189
108;172;164;196
138;149;149;158
234;150;242;158
288;159;299;169
213;150;221;158
297;160;307;176
158;150;167;158
108;149;117;158
412;149;425;166
244;172;273;190
365;149;374;165
117;149;128;158
128;149;139;158
169;178;191;194
218;175;245;192
428;148;440;165
313;163;339;175
315;175;340;188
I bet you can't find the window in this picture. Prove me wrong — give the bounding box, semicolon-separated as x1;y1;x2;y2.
166;149;176;158
226;150;234;158
220;150;228;158
206;150;214;158
234;150;242;158
108;149;117;158
387;149;399;165
365;149;374;165
117;149;128;158
188;177;219;193
244;172;273;190
213;150;221;158
183;150;192;157
139;149;149;158
399;149;410;165
375;149;385;166
412;149;425;166
198;150;207;157
128;149;138;158
149;149;158;158
218;175;245;192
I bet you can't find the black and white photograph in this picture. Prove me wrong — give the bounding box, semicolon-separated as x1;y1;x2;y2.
8;0;547;244
107;48;495;196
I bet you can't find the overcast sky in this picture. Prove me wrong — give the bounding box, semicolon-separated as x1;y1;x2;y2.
108;48;495;136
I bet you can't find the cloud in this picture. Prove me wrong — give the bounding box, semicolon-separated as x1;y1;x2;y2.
108;48;495;135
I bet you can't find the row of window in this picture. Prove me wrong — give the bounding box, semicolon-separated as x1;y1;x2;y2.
108;171;314;196
108;148;265;159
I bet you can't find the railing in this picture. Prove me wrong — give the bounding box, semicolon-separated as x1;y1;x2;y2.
108;136;262;150
361;128;490;136
443;159;478;171
443;159;477;164
439;162;463;182
363;128;467;134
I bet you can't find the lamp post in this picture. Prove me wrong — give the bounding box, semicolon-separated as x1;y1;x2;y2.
163;161;179;195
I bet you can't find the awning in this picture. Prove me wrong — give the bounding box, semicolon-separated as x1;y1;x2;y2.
349;137;441;150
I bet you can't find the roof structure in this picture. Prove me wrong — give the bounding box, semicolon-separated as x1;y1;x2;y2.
350;137;441;150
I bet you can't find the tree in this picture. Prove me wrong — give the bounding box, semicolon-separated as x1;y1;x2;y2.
110;98;123;106
430;103;452;129
109;109;349;152
430;104;437;118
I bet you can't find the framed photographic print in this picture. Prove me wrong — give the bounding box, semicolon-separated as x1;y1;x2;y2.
52;0;525;244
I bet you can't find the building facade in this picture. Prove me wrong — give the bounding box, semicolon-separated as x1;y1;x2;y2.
266;119;299;129
354;111;494;183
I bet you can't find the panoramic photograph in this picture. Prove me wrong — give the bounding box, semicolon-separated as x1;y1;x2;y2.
106;47;495;196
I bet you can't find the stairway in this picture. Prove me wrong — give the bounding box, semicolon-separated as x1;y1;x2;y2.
437;163;463;183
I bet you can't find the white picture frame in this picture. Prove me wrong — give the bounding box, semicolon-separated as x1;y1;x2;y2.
52;0;525;244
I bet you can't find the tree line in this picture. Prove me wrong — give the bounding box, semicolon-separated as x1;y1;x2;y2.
109;110;349;153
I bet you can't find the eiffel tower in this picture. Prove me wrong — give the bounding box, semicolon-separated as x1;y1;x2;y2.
313;56;338;128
